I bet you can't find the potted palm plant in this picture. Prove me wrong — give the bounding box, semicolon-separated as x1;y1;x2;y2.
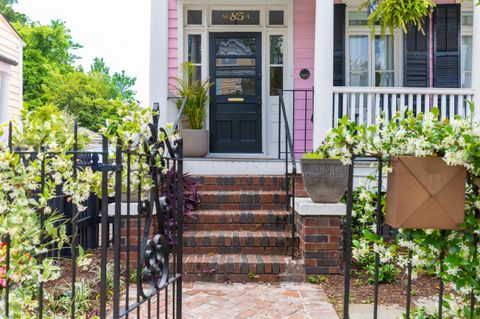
173;62;212;157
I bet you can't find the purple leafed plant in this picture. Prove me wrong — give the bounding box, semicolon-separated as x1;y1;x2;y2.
162;168;201;243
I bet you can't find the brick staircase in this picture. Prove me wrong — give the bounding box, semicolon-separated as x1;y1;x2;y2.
183;176;305;282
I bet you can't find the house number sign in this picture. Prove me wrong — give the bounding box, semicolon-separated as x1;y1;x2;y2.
212;10;260;25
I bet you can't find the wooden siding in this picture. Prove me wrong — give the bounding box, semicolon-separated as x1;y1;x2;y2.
0;14;22;120
293;0;315;155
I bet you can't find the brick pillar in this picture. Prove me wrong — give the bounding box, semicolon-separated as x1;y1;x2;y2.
294;198;345;275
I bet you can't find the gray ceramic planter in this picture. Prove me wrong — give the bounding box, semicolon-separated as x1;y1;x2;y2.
300;158;348;203
180;129;209;157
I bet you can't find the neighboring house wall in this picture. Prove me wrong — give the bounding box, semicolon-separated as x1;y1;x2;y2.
0;14;22;123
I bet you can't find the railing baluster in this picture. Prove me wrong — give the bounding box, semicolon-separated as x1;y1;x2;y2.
441;95;447;120
367;93;373;126
458;95;464;117
391;93;397;116
449;95;455;121
416;94;422;114
334;92;340;127
425;94;430;113
359;93;364;125
408;94;414;112
383;93;390;121
350;93;356;123
375;93;381;122
400;94;405;110
342;92;348;119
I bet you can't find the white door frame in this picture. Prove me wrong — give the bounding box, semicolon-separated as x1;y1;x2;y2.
178;0;293;156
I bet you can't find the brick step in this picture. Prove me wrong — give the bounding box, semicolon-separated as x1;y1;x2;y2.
198;191;286;210
183;246;292;255
183;273;284;282
183;230;297;255
185;223;292;232
194;176;286;192
183;254;289;275
185;210;292;231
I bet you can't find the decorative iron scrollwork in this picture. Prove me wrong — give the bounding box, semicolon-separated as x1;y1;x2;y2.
142;233;169;291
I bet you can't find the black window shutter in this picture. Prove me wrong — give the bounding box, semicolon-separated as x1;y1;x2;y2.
333;4;346;86
434;4;460;88
404;19;430;87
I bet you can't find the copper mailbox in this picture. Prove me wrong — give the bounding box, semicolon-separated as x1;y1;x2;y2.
385;156;467;230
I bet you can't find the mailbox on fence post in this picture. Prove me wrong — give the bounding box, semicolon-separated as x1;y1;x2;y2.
385;156;467;230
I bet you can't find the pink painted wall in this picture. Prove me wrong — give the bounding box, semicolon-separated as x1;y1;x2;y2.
168;0;179;91
293;0;316;156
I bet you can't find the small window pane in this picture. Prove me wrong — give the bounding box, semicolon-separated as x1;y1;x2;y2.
217;67;256;77
216;78;256;95
216;58;255;67
349;11;369;26
193;66;201;82
269;11;284;25
375;72;394;87
212;11;260;25
462;35;473;88
270;35;284;65
188;35;201;63
462;36;473;71
349;35;369;86
216;38;256;56
270;67;283;96
375;35;394;87
187;10;202;25
461;12;473;27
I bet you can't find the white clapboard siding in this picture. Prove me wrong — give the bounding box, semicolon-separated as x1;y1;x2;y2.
0;14;23;120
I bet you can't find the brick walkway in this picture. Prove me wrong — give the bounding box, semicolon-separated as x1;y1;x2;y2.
180;282;339;319
119;282;339;318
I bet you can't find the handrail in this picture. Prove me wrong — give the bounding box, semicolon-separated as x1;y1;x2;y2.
278;89;297;259
332;86;475;95
173;97;188;131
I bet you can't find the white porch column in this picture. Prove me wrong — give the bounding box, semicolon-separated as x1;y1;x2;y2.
0;72;10;125
472;3;480;122
313;0;334;148
149;0;171;128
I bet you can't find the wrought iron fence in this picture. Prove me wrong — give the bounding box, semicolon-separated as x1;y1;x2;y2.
0;109;184;318
342;156;479;319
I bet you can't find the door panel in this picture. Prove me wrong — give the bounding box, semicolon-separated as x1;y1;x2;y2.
210;32;262;153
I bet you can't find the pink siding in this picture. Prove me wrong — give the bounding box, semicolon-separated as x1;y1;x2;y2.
168;0;179;91
293;0;316;156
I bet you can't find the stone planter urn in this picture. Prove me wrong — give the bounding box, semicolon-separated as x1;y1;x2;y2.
300;159;348;203
180;129;209;158
386;156;467;230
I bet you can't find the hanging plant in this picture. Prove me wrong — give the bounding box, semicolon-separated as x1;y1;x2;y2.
360;0;435;35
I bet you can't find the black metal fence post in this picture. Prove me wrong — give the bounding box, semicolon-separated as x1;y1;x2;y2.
99;135;109;319
70;122;79;319
176;137;184;319
373;157;383;319
343;159;355;319
112;140;123;319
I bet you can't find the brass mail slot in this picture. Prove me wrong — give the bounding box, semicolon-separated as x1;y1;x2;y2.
228;97;244;102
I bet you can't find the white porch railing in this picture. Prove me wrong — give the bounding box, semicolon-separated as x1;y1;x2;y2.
332;87;475;127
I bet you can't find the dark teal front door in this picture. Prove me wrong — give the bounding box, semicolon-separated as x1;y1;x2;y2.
209;32;262;153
